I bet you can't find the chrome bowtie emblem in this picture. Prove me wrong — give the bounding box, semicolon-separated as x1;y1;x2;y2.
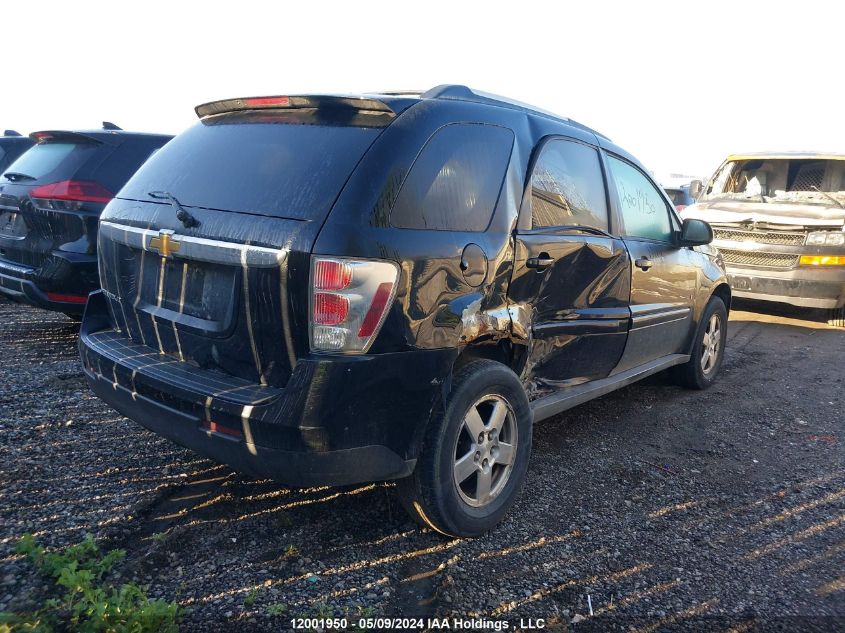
149;229;181;258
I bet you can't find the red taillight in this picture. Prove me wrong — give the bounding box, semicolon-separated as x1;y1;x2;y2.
358;282;394;337
314;292;350;325
310;257;399;353
47;292;88;304
30;180;113;204
314;259;352;290
201;420;244;438
244;96;290;107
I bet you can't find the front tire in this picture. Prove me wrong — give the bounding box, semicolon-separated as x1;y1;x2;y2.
672;296;727;390
397;360;532;537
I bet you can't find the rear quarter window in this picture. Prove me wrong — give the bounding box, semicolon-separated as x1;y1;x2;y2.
390;123;514;232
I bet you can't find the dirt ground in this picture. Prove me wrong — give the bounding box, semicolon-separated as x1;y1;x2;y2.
0;295;843;631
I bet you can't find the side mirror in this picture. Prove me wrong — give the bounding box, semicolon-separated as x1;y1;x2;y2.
679;218;713;246
688;179;704;200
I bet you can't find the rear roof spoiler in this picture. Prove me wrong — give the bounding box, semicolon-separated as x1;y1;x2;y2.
194;95;399;119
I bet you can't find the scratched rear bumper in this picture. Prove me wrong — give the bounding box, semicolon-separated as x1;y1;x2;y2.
79;290;456;486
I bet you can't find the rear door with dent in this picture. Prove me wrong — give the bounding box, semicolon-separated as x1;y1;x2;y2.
508;137;631;400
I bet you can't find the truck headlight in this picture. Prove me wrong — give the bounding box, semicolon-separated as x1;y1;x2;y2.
807;231;845;246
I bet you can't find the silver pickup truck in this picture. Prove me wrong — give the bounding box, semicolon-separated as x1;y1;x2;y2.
683;152;845;326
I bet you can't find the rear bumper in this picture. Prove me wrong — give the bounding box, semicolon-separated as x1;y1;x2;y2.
79;290;457;487
0;255;97;314
726;265;845;309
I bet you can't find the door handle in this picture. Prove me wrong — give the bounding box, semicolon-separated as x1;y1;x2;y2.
635;256;653;271
526;255;555;269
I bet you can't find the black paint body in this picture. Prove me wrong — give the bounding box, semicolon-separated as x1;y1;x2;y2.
80;87;730;486
0;129;171;314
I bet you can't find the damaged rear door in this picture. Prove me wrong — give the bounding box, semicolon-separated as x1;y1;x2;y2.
509;138;631;399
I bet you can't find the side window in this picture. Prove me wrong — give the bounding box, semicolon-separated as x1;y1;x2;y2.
390;123;514;231
607;155;673;241
530;139;608;230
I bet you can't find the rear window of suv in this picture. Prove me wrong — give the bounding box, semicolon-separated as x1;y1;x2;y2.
2;142;99;182
117;111;384;220
390;123;514;232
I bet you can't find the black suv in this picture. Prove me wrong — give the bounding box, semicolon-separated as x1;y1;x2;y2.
0;125;171;316
0;131;34;174
79;86;729;536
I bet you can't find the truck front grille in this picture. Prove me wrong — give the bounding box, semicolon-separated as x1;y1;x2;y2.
713;228;806;246
719;248;800;269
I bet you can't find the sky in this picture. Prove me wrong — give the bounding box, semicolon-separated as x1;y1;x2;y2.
3;0;843;180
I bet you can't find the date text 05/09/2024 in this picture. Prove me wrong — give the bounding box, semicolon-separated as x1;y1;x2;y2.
290;617;546;630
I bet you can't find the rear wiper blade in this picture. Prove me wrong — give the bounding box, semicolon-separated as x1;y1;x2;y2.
3;172;35;182
147;190;200;228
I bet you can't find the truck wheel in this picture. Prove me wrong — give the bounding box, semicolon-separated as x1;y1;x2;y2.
397;360;532;537
672;296;727;390
828;306;845;328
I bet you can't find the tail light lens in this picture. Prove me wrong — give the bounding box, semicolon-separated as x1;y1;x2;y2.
30;180;114;211
46;292;88;304
310;256;399;353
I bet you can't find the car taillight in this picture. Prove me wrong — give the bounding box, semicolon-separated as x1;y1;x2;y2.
310;256;399;353
30;180;113;211
46;292;88;304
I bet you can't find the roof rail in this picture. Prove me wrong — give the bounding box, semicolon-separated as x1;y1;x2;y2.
422;85;568;120
420;84;610;141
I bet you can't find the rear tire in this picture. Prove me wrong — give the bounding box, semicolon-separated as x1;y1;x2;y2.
828;305;845;328
672;296;727;390
397;360;532;537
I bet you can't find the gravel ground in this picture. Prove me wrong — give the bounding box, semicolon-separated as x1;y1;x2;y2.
1;295;843;631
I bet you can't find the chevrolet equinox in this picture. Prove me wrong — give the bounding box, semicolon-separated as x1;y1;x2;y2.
79;86;730;536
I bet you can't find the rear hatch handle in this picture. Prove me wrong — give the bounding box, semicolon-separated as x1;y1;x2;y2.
148;191;200;228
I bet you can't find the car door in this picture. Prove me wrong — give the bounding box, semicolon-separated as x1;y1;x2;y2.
509;137;632;400
604;153;698;373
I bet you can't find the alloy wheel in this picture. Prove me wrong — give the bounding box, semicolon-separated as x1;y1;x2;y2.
452;394;517;508
700;313;722;374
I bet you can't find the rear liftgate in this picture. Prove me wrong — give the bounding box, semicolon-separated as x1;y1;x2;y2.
95;220;292;439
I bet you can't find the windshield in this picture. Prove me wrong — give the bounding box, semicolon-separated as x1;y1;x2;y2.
703;158;845;206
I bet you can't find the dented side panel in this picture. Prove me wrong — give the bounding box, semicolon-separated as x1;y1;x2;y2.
509;233;632;400
313;100;535;356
